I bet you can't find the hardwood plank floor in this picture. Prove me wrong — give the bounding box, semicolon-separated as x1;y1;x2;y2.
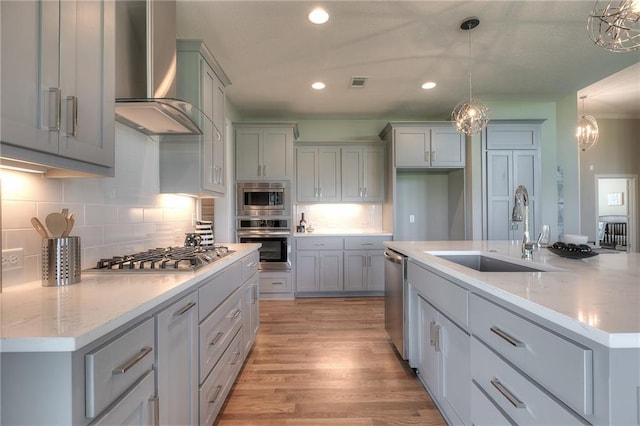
216;297;445;425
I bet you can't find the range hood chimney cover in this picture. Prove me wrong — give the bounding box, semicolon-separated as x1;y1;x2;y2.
115;0;202;136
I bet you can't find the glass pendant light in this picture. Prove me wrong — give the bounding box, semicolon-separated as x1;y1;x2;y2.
451;17;490;136
576;96;599;151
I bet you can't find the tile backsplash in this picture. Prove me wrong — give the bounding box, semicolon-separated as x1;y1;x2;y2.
294;203;383;233
1;125;196;287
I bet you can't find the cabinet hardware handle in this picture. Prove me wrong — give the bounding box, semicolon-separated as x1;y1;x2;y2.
490;326;525;348
363;187;367;198
229;352;241;365
257;165;262;176
434;324;441;352
431;151;436;162
314;187;318;198
314;243;325;247
174;301;196;317
112;346;153;374
65;96;77;137
48;88;61;130
429;321;436;346
491;378;526;409
425;150;430;163
319;187;323;198
247;262;258;268
272;281;284;285
359;187;363;198
149;396;160;426
209;332;224;346
209;385;223;403
252;285;258;302
230;309;241;319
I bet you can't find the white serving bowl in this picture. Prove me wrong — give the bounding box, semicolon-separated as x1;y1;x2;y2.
562;234;588;244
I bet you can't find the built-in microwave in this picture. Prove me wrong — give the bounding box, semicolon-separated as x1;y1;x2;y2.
237;182;290;217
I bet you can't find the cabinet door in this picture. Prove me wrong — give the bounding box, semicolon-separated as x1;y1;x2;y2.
362;146;385;201
295;251;319;292
156;292;198;425
212;125;225;192
1;1;60;153
486;150;513;241
341;147;364;201
319;250;344;291
394;127;431;167
439;314;471;425
368;250;385;291
431;127;465;167
344;251;367;291
213;77;226;133
296;148;319;201
58;0;115;168
236;129;262;180
201;58;216;121
201;117;216;192
317;147;341;201
418;297;441;396
263;129;291;179
91;371;156;426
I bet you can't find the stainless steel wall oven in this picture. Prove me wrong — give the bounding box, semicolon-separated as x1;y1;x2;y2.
236;218;291;271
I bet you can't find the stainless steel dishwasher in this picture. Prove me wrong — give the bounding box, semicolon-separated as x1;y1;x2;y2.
384;248;407;359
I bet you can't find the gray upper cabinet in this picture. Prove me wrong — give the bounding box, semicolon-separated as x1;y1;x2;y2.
160;40;230;196
341;145;385;202
235;123;298;181
1;0;115;176
296;146;341;202
380;122;465;169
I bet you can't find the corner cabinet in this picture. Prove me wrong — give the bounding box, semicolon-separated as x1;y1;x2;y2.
160;40;231;196
0;0;115;177
379;122;465;168
235;123;299;181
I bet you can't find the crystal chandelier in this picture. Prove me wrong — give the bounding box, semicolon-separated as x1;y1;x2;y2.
451;17;490;136
587;0;640;52
576;96;599;151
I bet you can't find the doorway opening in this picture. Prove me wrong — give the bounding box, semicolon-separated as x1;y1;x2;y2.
595;174;637;252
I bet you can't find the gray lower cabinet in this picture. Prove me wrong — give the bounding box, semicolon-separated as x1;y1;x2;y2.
296;249;344;292
0;252;259;426
156;292;199;425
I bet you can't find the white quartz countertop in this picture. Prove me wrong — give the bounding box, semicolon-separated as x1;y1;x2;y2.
294;231;392;237
0;244;260;353
385;241;640;349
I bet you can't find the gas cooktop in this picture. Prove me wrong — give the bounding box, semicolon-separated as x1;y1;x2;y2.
92;246;233;272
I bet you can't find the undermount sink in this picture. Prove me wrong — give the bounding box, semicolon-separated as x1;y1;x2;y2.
425;251;558;273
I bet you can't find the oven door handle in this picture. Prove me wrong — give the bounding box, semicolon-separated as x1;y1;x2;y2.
237;231;292;237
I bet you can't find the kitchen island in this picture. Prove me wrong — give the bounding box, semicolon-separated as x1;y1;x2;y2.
0;243;261;425
386;240;640;425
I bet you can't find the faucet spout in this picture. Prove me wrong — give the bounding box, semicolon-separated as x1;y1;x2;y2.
512;185;532;259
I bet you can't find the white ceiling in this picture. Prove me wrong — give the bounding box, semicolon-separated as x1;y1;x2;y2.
176;1;640;120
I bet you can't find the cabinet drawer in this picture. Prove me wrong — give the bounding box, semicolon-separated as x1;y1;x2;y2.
199;261;241;322
199;290;242;382
296;236;343;250
408;261;468;327
241;251;260;282
343;236;388;250
89;370;155;425
471;337;586;425
469;294;593;416
199;329;243;426
471;380;513;426
85;318;155;418
259;273;292;293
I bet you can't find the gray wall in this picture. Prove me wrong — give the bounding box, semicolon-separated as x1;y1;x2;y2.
579;118;640;251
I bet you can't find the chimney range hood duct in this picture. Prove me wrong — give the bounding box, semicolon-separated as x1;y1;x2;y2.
115;0;202;136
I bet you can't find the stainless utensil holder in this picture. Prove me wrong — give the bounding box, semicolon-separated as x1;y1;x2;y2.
42;237;81;287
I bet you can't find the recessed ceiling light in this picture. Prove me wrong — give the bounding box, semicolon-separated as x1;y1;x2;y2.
308;7;329;24
312;81;326;90
422;81;437;90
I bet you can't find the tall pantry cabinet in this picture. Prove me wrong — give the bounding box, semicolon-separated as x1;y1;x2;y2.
0;0;115;176
483;120;543;241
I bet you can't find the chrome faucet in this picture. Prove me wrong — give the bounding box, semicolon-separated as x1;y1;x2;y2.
512;185;533;260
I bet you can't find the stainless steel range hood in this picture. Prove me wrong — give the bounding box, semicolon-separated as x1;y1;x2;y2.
115;0;202;136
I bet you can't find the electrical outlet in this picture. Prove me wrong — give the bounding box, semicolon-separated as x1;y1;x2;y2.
409;215;415;223
2;248;24;271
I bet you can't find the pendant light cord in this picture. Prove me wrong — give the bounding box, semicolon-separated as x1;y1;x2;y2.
468;24;473;101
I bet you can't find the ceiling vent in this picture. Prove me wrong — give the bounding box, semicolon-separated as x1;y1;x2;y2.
350;76;369;88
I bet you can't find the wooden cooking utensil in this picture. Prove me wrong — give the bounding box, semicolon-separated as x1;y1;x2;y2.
62;213;75;237
45;212;67;238
30;217;49;239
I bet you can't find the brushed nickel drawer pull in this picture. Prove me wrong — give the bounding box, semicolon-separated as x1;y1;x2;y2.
209;332;224;346
490;326;525;347
112;346;153;374
434;324;441;352
48;87;61;130
230;309;241;319
429;320;436;346
230;352;241;365
174;302;196;317
209;385;223;404
491;378;526;409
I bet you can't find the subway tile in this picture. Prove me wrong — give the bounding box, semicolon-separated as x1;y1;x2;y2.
2;200;37;229
118;207;144;224
86;204;118;225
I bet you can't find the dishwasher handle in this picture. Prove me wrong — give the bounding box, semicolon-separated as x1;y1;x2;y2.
384;249;405;265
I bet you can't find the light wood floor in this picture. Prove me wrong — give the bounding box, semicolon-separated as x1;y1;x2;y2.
216;297;446;425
